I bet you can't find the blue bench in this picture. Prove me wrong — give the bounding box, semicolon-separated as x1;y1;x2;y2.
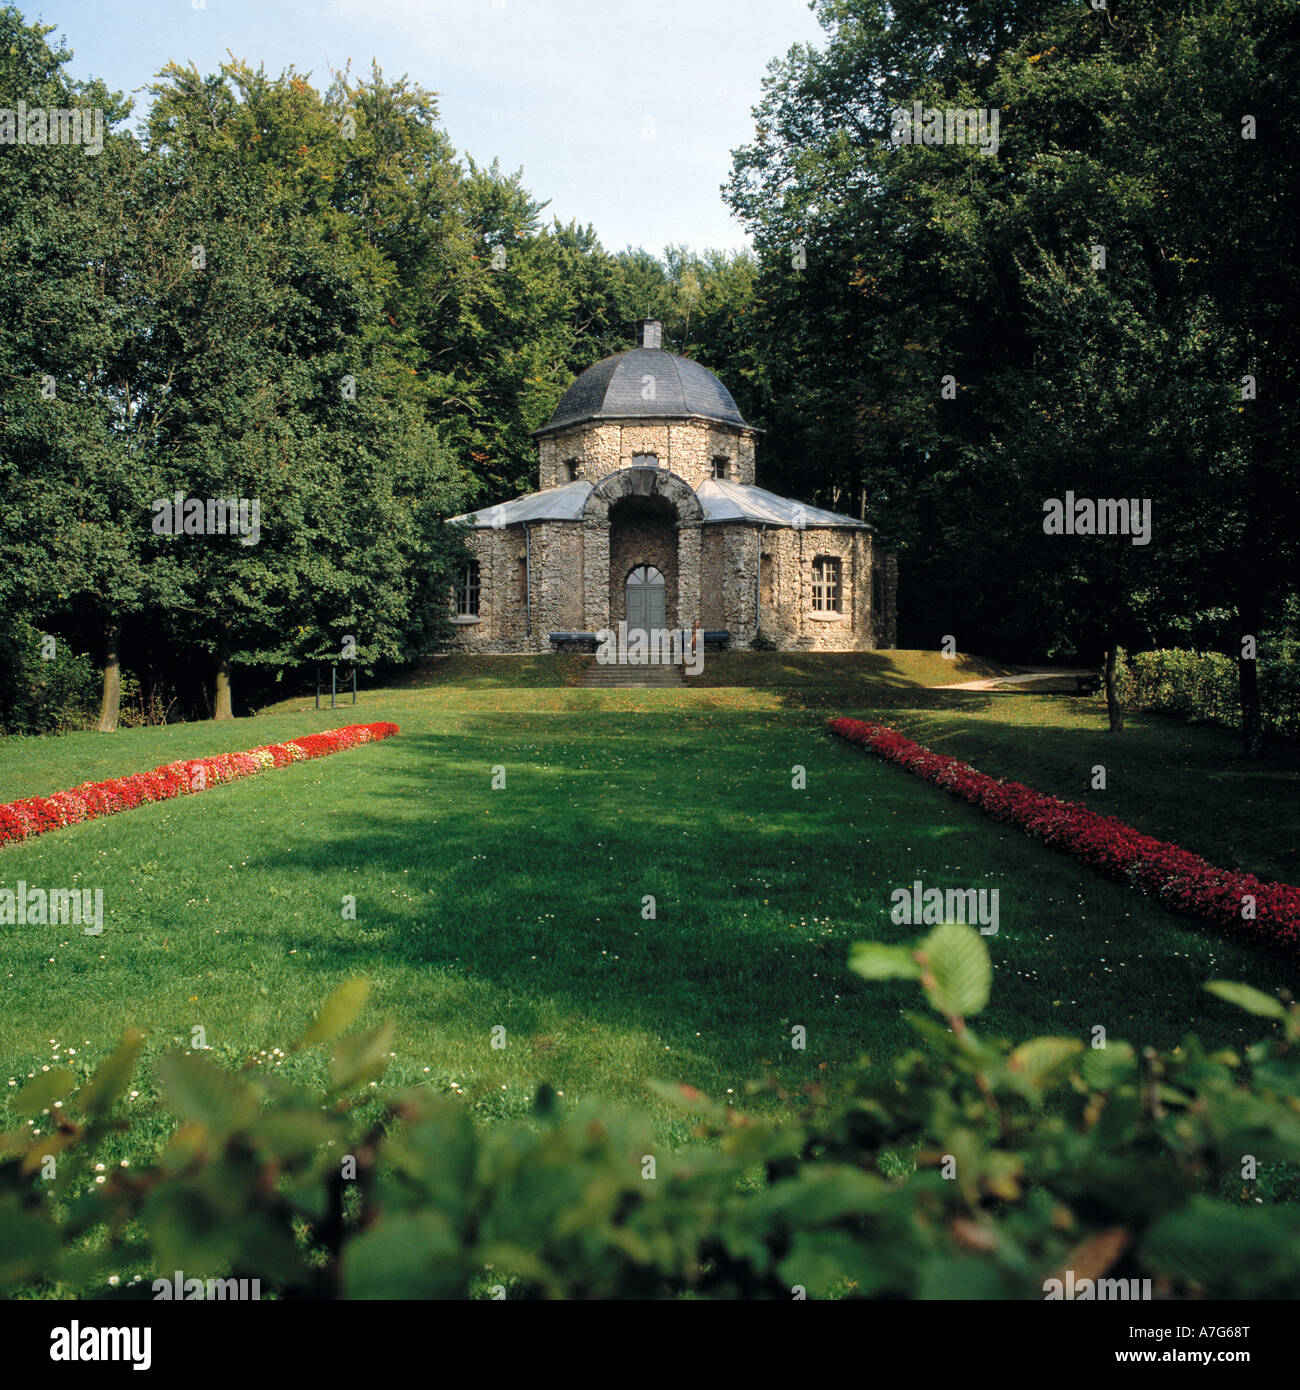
548;630;731;653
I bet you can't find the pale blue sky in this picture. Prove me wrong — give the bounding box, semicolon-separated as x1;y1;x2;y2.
40;0;827;254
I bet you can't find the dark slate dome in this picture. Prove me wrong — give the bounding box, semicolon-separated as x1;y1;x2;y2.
535;321;753;435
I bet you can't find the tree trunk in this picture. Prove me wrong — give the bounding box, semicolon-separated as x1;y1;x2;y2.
1238;653;1263;759
213;620;234;721
96;621;121;733
1105;644;1124;733
1236;589;1264;760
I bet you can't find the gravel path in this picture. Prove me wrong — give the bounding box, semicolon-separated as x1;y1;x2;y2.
935;668;1096;692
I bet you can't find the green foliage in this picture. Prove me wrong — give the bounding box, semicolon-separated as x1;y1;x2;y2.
1114;648;1241;726
726;0;1300;705
4;937;1297;1300
1116;647;1300;738
0;618;98;735
0;11;762;723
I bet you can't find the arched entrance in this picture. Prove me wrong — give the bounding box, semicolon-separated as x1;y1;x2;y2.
625;565;666;638
581;467;704;635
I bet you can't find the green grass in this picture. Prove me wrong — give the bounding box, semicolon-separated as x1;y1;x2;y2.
689;647;1023;689
1;654;1296;1168
879;695;1300;886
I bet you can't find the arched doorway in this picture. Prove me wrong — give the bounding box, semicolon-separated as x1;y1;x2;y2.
582;467;703;635
625;565;666;637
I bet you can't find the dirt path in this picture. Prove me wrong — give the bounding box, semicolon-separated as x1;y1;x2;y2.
935;667;1096;692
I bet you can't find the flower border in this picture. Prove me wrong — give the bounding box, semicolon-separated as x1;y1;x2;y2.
828;717;1300;952
0;723;399;848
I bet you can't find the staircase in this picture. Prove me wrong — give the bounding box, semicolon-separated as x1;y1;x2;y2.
578;658;686;689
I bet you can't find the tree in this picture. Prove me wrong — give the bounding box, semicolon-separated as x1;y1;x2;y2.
0;8;162;732
726;0;1299;751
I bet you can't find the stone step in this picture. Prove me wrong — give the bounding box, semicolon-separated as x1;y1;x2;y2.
578;659;686;689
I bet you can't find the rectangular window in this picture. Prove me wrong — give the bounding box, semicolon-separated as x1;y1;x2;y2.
760;553;773;607
712;456;729;480
563;459;579;482
812;556;842;612
456;559;480;617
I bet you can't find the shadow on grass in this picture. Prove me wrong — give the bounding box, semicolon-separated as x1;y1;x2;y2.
690;650;1017;691
212;715;1298;1061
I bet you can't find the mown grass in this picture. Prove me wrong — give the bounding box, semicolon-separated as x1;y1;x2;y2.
689;648;1023;689
879;695;1300;886
1;654;1295;1171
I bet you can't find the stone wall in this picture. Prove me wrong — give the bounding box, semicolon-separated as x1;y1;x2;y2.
537;418;756;491
700;529;726;628
752;526;879;651
448;518;897;655
449;521;585;652
607;499;679;627
874;546;899;648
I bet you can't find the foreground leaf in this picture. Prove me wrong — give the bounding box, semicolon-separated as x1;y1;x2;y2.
920;923;991;1017
296;978;371;1048
12;1068;77;1118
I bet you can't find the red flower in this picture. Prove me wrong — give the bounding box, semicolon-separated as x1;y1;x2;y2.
828;717;1300;952
0;723;399;848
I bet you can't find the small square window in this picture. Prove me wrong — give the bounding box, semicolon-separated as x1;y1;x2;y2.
563;459;580;482
811;556;842;613
712;457;729;480
456;560;480;617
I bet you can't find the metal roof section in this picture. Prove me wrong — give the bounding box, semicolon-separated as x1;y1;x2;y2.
448;479;592;527
451;478;869;530
534;348;755;435
696;479;871;529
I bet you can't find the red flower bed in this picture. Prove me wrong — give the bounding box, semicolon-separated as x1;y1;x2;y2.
828;716;1300;953
0;723;399;848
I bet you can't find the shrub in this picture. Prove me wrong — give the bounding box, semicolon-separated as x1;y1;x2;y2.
3;937;1298;1300
1115;646;1300;738
0;619;98;736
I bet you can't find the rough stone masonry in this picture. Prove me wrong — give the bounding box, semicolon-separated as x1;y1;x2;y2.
447;320;897;653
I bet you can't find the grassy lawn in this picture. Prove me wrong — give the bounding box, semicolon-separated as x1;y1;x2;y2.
1;654;1296;1171
879;695;1300;886
687;648;1025;689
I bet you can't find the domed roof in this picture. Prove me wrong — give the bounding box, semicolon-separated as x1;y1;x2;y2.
535;341;754;436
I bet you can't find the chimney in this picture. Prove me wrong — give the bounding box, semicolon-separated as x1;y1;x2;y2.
637;318;663;350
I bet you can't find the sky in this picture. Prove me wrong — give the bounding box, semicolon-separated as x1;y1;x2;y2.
41;0;828;255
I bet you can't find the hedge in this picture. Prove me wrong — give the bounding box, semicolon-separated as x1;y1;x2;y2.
3;937;1298;1299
